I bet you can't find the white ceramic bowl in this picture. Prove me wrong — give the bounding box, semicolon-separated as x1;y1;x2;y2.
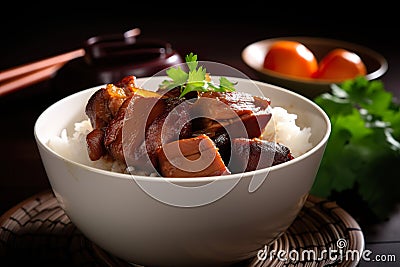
242;36;388;99
34;76;331;267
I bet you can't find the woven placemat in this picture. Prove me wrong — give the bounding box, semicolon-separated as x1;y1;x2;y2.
0;190;364;266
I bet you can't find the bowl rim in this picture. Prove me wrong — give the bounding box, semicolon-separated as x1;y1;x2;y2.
241;36;388;84
34;76;331;183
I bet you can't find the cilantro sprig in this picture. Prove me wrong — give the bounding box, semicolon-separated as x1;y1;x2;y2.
160;53;236;98
311;76;400;222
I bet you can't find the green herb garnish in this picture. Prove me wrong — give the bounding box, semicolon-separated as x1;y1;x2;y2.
311;76;400;222
160;52;236;98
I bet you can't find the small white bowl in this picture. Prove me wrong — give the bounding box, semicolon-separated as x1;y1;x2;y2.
242;36;388;99
34;76;331;267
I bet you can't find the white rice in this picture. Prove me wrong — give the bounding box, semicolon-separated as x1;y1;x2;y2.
47;106;312;174
261;107;312;158
47;120;128;173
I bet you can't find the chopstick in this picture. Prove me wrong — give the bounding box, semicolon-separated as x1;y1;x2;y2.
0;49;85;96
0;28;142;97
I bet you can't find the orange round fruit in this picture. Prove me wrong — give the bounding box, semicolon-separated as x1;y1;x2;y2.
263;40;319;79
313;48;367;81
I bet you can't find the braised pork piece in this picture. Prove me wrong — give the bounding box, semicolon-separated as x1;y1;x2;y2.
85;75;138;161
85;75;294;177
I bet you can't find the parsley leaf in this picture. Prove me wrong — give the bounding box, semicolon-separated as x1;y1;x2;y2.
187;65;206;83
218;77;236;92
311;76;400;222
185;52;198;72
160;66;188;90
160;52;236;98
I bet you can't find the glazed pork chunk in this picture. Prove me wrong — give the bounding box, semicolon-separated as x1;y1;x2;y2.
191;91;272;139
228;138;294;173
157;134;230;177
85;76;139;161
85;75;138;130
154;91;275;177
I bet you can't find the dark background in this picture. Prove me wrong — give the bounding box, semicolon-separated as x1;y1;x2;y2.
1;7;399;214
1;6;399;266
1;4;399;210
1;3;400;219
1;6;399;93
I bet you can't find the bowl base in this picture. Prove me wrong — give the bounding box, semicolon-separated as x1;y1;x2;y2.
0;190;364;267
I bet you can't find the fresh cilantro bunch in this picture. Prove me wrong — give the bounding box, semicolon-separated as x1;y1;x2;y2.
311;76;400;222
160;52;236;98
